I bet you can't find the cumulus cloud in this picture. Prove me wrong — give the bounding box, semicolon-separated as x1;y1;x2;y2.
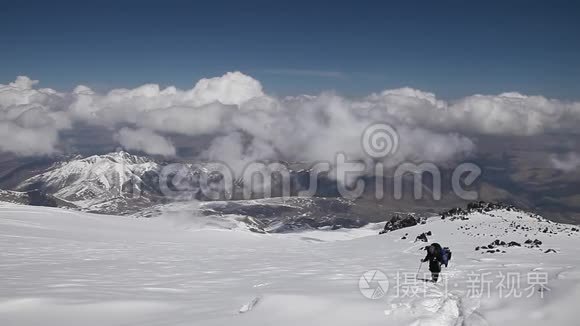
2;71;580;182
186;71;264;106
115;127;176;157
0;76;70;156
364;89;579;136
0;121;59;156
191;91;476;186
137;103;231;136
551;153;580;172
67;71;264;129
447;93;564;136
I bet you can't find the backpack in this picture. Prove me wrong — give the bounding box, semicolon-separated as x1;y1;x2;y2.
440;247;452;267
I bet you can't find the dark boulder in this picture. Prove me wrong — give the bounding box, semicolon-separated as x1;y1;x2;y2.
415;233;428;242
525;239;543;248
380;214;418;234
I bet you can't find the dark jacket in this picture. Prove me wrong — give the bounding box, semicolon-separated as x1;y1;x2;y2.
422;243;442;273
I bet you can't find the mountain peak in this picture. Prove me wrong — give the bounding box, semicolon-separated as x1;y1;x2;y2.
81;150;154;165
17;151;161;208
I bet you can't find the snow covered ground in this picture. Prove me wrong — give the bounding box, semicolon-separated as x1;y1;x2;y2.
1;202;579;326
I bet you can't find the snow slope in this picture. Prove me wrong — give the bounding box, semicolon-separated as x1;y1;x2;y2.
0;203;579;326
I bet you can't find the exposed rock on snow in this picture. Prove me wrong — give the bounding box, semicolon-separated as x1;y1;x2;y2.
379;214;418;234
415;232;429;242
441;201;519;220
525;239;543;248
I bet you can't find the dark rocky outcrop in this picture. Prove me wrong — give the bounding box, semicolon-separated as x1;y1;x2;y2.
379;214;418;234
441;201;518;220
477;240;523;251
415;233;428;242
492;239;507;246
524;239;543;248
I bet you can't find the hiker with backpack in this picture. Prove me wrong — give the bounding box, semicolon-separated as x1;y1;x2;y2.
420;243;451;282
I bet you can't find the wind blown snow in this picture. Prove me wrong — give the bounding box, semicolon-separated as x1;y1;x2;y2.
0;203;579;326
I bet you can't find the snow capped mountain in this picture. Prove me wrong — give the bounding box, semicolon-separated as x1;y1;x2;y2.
17;151;162;210
0;203;578;326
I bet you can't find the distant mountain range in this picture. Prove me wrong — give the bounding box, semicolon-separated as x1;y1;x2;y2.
1;150;579;227
13;151;163;214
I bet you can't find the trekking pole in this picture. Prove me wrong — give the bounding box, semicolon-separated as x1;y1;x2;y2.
417;261;423;276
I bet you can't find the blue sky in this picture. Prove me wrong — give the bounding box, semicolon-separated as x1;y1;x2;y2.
1;0;579;99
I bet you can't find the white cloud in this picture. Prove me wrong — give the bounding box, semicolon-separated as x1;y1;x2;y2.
115;127;176;157
185;71;264;106
0;121;59;156
2;71;580;174
551;153;580;172
136;103;230;136
365;88;578;136
0;77;70;156
9;76;39;90
447;93;563;136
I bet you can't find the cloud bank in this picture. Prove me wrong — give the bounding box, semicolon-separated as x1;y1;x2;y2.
2;72;580;178
0;76;70;155
551;153;580;172
115;127;177;157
